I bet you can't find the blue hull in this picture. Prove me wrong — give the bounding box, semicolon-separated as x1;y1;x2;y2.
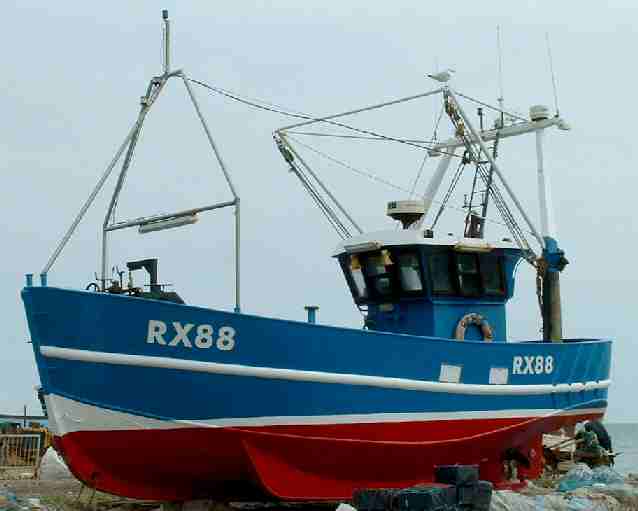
21;286;611;500
23;286;611;419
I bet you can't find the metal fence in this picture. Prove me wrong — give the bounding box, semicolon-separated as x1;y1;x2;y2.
0;434;41;471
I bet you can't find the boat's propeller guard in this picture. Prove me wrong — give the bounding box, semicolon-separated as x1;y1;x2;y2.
455;313;494;342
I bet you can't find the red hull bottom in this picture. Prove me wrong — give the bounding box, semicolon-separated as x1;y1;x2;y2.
54;411;602;502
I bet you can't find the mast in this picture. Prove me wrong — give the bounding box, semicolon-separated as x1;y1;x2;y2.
40;11;242;313
533;106;567;341
477;132;498;238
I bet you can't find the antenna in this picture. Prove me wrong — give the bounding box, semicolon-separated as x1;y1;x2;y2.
496;25;504;113
162;9;170;74
545;32;560;116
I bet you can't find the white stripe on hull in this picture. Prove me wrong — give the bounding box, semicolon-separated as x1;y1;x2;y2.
40;346;612;396
45;394;606;436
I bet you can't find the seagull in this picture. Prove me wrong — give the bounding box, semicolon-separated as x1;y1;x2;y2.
427;69;455;83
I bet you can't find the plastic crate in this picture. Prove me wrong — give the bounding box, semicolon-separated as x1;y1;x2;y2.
393;485;457;511
352;488;397;511
472;481;493;511
434;465;479;486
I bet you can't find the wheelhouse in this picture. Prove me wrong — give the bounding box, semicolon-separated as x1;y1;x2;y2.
340;247;511;304
334;232;522;341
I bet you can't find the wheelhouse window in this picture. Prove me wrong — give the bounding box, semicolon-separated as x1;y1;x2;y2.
430;252;455;294
364;250;394;298
341;248;426;303
397;253;423;292
455;253;481;297
481;254;506;296
348;255;368;299
428;250;507;298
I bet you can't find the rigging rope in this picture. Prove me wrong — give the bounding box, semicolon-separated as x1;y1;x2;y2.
286;153;352;239
285;132;414;141
409;104;445;198
287;135;413;195
442;91;535;260
188;78;461;159
296;166;351;239
287;135;524;233
189;77;537;248
409;153;429;199
275;135;355;238
454;91;527;123
431;160;466;229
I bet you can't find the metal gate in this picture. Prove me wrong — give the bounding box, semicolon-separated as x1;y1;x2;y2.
0;434;41;471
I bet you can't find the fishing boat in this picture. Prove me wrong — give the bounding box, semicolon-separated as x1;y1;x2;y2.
21;13;611;502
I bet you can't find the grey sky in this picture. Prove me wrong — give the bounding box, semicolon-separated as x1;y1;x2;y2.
2;1;636;421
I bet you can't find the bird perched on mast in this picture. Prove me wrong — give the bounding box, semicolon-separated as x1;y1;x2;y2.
427;69;455;83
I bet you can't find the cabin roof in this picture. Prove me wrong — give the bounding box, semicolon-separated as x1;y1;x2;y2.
332;229;520;256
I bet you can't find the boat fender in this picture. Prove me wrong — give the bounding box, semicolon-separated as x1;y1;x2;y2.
455;313;494;342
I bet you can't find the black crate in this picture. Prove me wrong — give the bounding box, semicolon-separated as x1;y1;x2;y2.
393;485;457;511
472;481;493;511
352;488;397;511
433;465;479;486
455;484;475;506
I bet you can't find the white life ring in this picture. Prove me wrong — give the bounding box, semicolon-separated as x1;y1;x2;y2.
455;313;494;342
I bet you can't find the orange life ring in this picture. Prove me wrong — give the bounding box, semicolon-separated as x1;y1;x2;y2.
455;313;494;342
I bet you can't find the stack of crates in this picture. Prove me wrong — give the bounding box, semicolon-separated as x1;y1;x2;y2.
434;465;493;511
352;465;493;511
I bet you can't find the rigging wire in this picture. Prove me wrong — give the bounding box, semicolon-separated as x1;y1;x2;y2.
287;135;411;195
409;153;429;199
431;103;446;142
461;143;527;249
441;92;535;259
474;160;532;255
478;131;499;238
454;91;527;123
287;135;525;233
188;78;462;159
409;104;445;198
276;135;357;238
296;166;351;238
431;159;467;229
285;132;428;142
205;82;310;117
189;77;534;161
188;77;537;244
279;138;352;239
